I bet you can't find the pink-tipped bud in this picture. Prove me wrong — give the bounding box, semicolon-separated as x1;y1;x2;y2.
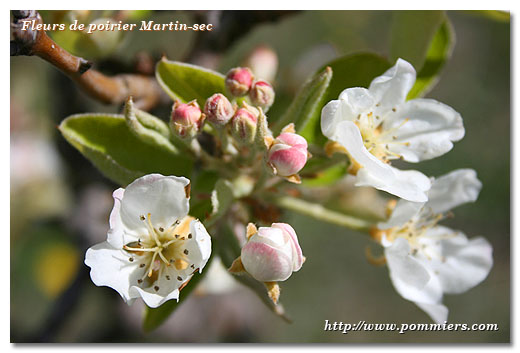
170;101;204;138
229;103;259;145
249;80;275;111
204;93;234;126
244;45;278;83
241;223;304;282
225;67;254;97
267;132;308;177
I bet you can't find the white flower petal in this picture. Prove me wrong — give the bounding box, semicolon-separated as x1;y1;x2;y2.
425;227;493;295
255;226;287;248
368;58;416;111
385;238;431;290
185;219;212;273
130;285;180;308
272;223;304;272
385;238;446;321
109;188;124;229
334;121;395;179
251;227;295;264
120;174;190;232
383;99;465;162
333;121;430;202
241;240;294;282
85;241;141;304
388;262;444;309
321;100;341;139
321;88;374;140
426;169;482;214
338;87;376;113
415;302;449;324
106;188;140;248
356;166;431;203
378;199;425;230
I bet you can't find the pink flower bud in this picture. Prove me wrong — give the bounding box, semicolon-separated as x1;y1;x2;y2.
229;103;259;145
170;101;204;138
241;223;304;282
225;67;254;97
244;45;278;83
249;80;275;111
204;93;234;126
267;132;308;177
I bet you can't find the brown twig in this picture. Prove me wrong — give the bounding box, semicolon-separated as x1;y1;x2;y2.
10;10;164;111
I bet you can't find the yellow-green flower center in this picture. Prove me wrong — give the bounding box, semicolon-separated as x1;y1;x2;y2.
124;214;195;290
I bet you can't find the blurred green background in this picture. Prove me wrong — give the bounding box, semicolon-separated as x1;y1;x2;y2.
10;10;509;343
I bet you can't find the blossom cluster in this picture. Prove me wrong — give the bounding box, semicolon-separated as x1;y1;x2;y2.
83;58;492;325
321;58;493;323
171;66;310;182
85;66;309;307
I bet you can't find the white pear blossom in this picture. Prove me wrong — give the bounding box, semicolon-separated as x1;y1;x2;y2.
373;169;493;323
85;174;212;308
321;58;465;202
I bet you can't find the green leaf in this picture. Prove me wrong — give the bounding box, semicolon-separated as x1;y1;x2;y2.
124;98;179;154
390;11;446;69
298;151;349;187
302;53;391;146
189;170;220;221
209;179;235;227
301;159;348;187
142;256;213;332
274;67;332;137
321;53;392;106
156;58;226;104
131;104;172;137
59;114;193;186
407;19;455;99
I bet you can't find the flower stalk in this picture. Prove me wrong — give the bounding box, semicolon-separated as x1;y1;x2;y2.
269;195;374;232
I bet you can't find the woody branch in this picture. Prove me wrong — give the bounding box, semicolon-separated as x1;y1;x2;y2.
10;10;164;111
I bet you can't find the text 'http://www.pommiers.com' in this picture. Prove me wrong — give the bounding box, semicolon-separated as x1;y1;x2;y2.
323;320;500;335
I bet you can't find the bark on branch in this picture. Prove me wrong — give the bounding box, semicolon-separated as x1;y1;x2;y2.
11;10;164;111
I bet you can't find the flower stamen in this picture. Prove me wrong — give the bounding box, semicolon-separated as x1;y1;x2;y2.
145;213;162;247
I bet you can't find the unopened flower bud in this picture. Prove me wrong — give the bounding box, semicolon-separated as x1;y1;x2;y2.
204;93;234;126
225;67;254;97
267;132;308;177
170;101;204;138
249;80;275;111
244;45;278;83
241;223;304;282
229;103;259;145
